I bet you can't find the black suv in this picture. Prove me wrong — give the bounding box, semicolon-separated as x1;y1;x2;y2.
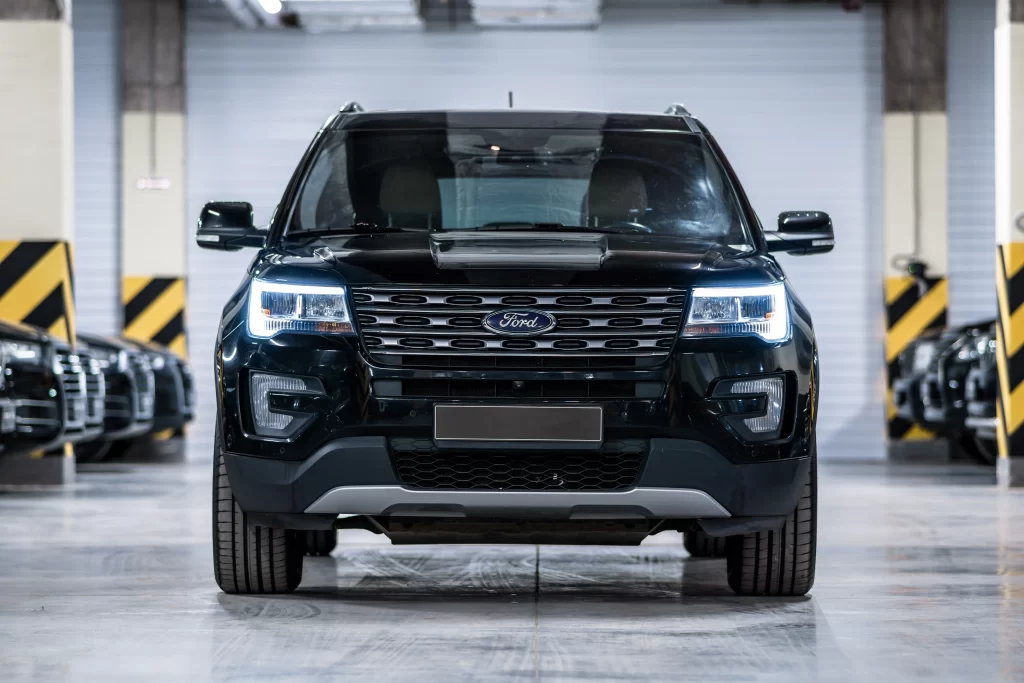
198;106;832;597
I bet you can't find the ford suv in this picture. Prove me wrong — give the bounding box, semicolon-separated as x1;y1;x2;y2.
197;105;833;596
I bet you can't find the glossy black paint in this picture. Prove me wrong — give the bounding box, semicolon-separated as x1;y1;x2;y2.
205;110;822;521
197;201;266;251
213;234;817;468
0;321;64;456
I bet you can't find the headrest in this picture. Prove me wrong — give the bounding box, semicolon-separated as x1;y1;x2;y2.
379;162;441;215
587;165;648;223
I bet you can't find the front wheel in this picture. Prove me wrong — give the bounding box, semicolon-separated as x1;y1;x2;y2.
212;437;303;594
726;447;817;597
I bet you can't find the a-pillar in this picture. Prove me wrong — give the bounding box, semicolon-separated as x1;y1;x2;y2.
995;0;1024;487
883;0;949;451
120;0;187;358
0;0;77;484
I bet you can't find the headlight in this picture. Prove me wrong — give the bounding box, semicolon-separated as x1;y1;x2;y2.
682;283;789;342
96;350;129;372
912;342;935;373
1;340;43;365
149;353;166;371
247;280;354;339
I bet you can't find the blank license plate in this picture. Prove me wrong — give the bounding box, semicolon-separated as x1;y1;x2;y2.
434;404;603;446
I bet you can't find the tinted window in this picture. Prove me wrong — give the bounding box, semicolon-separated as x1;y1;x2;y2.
291;128;751;247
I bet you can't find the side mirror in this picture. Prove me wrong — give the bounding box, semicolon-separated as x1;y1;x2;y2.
765;211;834;256
196;201;266;251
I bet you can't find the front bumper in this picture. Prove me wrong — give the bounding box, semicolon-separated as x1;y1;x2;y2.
224;437;810;527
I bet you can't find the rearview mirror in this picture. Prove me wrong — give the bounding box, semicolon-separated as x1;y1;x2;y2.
765;211;834;256
196;201;266;251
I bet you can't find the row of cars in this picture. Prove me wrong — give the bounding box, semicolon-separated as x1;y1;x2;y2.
0;320;193;463
892;319;998;464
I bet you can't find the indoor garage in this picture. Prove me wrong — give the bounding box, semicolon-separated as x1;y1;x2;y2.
0;0;1022;680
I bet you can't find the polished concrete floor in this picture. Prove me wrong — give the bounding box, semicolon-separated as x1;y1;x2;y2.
0;458;1022;682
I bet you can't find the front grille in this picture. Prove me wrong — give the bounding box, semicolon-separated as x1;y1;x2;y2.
79;351;105;426
353;287;685;368
57;352;87;429
129;353;155;420
390;379;662;400
390;438;646;491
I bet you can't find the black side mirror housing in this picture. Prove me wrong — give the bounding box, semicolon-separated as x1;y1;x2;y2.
764;211;834;256
196;201;266;251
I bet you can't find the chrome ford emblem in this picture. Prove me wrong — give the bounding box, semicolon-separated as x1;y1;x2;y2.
482;309;556;336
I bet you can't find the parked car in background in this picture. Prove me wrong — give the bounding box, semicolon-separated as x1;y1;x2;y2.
893;319;999;466
51;338;105;448
75;333;156;463
122;339;193;436
964;326;998;464
892;327;945;428
0;321;65;457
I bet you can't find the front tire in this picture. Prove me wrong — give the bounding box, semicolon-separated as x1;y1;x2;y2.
726;446;817;596
212;441;303;594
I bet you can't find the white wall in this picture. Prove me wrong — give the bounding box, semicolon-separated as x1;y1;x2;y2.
73;0;121;336
186;2;885;461
947;0;997;326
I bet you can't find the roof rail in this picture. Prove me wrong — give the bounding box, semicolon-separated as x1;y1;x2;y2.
340;101;365;114
664;103;691;117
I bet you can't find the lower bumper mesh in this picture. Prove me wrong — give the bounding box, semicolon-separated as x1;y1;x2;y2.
390;438;647;491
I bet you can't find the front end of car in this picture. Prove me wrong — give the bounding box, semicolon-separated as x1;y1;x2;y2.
217;259;817;542
201;109;829;597
0;323;65;456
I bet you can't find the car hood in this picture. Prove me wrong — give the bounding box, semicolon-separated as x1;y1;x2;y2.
256;232;783;288
0;319;51;343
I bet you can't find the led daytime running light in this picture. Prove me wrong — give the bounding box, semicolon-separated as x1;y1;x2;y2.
682;283;789;342
247;280;354;339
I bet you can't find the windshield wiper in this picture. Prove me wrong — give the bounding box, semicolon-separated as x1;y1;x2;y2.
287;222;414;238
459;222;648;234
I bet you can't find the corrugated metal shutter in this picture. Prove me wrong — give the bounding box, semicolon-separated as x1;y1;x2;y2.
947;0;996;326
186;2;884;460
73;0;120;336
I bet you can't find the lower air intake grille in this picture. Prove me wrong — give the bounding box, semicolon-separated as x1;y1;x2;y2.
390;439;647;491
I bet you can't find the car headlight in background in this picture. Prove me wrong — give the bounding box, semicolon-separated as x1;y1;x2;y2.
247;280;354;338
148;353;166;371
96;350;129;372
1;340;43;365
682;283;789;342
911;341;936;373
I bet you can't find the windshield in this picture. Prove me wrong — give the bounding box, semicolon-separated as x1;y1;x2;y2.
289;127;752;248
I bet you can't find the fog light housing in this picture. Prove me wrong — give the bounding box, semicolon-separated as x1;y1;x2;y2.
712;375;787;441
248;371;325;438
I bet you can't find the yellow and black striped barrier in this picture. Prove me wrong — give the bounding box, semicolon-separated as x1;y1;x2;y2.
996;244;1024;463
884;275;948;440
0;240;76;342
123;276;187;357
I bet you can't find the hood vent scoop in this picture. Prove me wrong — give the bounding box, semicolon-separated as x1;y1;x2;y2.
430;232;607;270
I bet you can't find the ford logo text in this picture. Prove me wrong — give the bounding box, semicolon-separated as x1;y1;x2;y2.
482;309;556;336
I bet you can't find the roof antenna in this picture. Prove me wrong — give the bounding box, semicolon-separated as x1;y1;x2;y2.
508;91;514;109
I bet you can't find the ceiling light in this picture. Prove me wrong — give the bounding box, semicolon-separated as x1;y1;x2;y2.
258;0;282;13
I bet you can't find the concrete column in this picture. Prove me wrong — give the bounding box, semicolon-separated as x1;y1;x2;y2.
120;0;187;358
883;0;949;446
0;0;77;342
995;0;1024;486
